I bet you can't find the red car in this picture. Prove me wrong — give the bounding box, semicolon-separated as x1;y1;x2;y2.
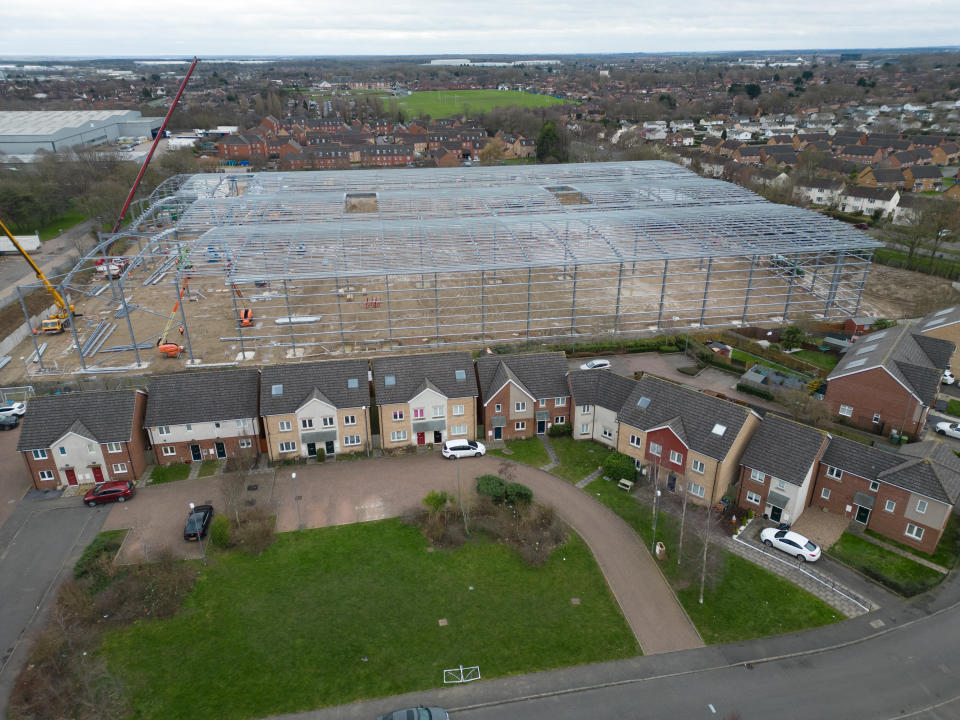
83;480;135;507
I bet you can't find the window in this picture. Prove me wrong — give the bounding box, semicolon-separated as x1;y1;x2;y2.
347;378;359;389
669;449;683;465
905;523;924;541
455;369;467;381
111;463;127;474
32;449;47;460
839;405;853;418
453;404;464;416
107;442;122;454
821;487;831;500
711;423;726;436
432;406;444;418
271;384;283;396
451;424;467;436
581;423;590;435
629;434;642;448
322;416;335;427
916;499;928;514
87;443;96;454
413;408;425;419
872;413;881;424
516;401;526;412
634;458;643;470
162;446;176;456
158;426;170;436
38;470;54;481
885;499;896;513
495;403;502;413
343;435;361;446
238;439;252;449
555;397;566;407
692;459;705;474
751;468;764;483
278;420;292;432
539;398;547;408
826;466;842;480
649;442;662;457
384;374;396;387
278;441;297;453
869;481;880;492
554;416;565;424
582;404;591;412
393;410;404;421
214;422;221;429
185;424;192;431
58;447;66;456
688;482;706;498
602;427;613;439
777;479;786;490
301;418;314;429
746;491;762;505
515;421;526;431
236;419;246;430
343;415;357;426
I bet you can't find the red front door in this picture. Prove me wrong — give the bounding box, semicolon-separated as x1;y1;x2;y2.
417;432;425;445
65;468;78;486
91;466;104;484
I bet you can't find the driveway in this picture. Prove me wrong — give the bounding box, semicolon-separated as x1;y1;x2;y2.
107;453;704;655
0;423;30;531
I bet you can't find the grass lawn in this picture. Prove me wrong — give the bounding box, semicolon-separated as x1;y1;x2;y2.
488;436;550;467
829;533;944;597
196;459;220;478
148;463;191;485
101;519;637;720
385;90;568;120
947;399;960;417
791;349;840;371
866;515;960;570
549;437;612;483
730;349;809;379
588;479;839;643
13;208;88;242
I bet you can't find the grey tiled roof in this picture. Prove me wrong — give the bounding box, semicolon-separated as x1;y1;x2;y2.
919;305;960;332
820;436;902;481
144;369;260;427
617;375;753;460
17;390;141;451
567;369;638;411
476;353;570;404
372;352;477;405
260;360;369;415
739;413;828;487
898;439;960;503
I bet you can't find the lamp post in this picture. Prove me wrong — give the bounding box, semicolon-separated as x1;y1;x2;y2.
189;502;206;566
292;472;303;531
651;489;662;555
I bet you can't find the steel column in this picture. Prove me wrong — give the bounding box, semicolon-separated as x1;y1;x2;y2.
17;285;44;372
229;280;245;357
480;270;486;342
783;271;795;321
334;277;346;353
824;251;846;318
434;272;440;346
526;267;532;338
698;257;713;327
175;275;195;363
117;279;142;367
614;262;624;334
657;259;669;329
741;256;757;324
570;264;579;336
853;254;872;317
282;279;297;353
384;275;393;345
67;293;87;371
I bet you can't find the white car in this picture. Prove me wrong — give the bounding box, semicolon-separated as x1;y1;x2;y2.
0;401;26;417
760;528;821;562
943;370;956;386
441;439;486;459
579;359;612;370
936;421;960;440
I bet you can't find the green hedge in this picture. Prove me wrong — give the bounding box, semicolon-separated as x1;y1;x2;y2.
873;247;960;280
490;335;678;358
505;482;533;505
209;514;231;548
477;474;506;502
548;422;572;437
603;452;636;481
736;382;774;400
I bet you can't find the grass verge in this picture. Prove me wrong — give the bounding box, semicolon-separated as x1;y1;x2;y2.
102;519;637;720
488;436;550;467
197;459;219;478
588;479;839;643
549;437;612;483
829;532;944;596
13;208;88;242
148;463;191;484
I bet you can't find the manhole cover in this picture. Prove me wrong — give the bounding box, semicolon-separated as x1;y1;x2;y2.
247;484;258;491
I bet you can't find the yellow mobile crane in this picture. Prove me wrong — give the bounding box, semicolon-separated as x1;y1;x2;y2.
0;217;80;334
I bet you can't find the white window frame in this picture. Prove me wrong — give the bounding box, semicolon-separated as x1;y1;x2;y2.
162;445;177;456
32;449;47;460
916;499;928;514
688;482;706;498
692;459;705;474
669;449;683;465
554;415;565;425
452;404;464;416
905;523;924;541
629;434;642;448
301;418;314;429
746;490;762;505
515;421;526;431
885;499;896;513
582;404;591;412
38;470;54;481
602;427;613;439
236;419;246;431
826;466;842;480
432;406;444;418
538;398;547;408
322;416;335;427
821;487;831;500
872;413;881;424
390;430;408;442
58;446;67;456
839;404;853;418
495;403;502;413
111;463;127;474
581;423;590;435
278;420;292;432
393;409;404;422
555;397;566;407
413;408;425;420
869;480;880;492
451;424;467;436
777;479;786;490
343;415;357;426
278;441;297;453
238;438;252;449
649;442;662;457
516;401;527;412
107;442;122;454
343;435;361;446
157;426;171;436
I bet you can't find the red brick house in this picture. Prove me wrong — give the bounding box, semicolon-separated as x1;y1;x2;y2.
824;323;953;438
17;390;149;490
217;133;268;160
360;145;414;167
145;369;260;465
903;165;944;192
476;352;570;441
811;437;960;554
839;145;884;165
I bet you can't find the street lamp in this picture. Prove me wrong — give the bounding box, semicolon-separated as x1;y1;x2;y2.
292;472;303;531
651;489;662;555
189;502;206;566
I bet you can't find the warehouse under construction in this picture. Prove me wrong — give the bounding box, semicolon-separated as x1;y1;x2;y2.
11;161;880;375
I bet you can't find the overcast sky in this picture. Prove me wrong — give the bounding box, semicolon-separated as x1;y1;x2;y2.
4;0;960;57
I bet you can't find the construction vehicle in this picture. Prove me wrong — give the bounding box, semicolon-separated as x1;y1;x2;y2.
0;216;81;334
157;277;189;358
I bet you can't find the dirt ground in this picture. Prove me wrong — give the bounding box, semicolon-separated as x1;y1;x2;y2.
859;263;960;319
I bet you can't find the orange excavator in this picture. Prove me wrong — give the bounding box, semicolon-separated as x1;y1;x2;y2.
157;277;188;358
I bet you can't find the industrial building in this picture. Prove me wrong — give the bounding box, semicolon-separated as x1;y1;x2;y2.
0;110;163;158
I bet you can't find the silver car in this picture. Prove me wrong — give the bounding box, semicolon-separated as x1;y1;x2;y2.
378;707;449;720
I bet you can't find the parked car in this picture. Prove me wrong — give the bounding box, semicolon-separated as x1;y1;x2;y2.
936;421;960;440
83;480;135;507
853;222;870;230
760;528;821;562
579;358;612;370
0;414;19;430
442;439;486;459
184;504;214;541
377;707;449;720
0;401;26;417
943;370;956;386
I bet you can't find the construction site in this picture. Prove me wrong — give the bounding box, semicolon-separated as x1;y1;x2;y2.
0;161;880;382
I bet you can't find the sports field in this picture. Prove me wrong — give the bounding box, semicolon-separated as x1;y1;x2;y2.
385;89;569;119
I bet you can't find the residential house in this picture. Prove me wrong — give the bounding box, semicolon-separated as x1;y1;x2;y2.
811;437;960;554
373;352;478;450
734;414;829;524
794;178;843;206
904;165;943;192
753;167;789;188
616;375;760;506
476;352;570;441
917;306;960;370
719;139;744;157
945;184;960;202
839;145;884;165
930;142;960;165
823;322;953;437
17;390;149;490
217;133;268;161
700;137;722;154
858;167;906;190
567;369;638;448
892;193;929;225
145;369;261;465
839;186;900;217
260;360;371;461
732;145;766;164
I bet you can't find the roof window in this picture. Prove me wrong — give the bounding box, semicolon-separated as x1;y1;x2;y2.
711;423;727;436
637;396;651;410
385;374;396;387
846;358;867;368
855;344;878;356
935;308;951;316
347;378;359;389
871;331;889;340
455;369;467;381
271;384;283;396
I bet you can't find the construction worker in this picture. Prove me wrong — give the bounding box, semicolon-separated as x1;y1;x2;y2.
178;326;184;336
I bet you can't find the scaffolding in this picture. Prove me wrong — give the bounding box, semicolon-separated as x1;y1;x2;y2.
17;161;880;373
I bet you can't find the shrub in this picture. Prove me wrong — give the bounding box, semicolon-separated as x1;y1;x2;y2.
476;474;506;503
74;530;126;582
316;447;325;462
780;325;805;350
209;514;231;548
736;382;774;400
422;489;451;515
232;508;276;555
658;344;680;353
548;422;572;437
603;452;636;482
505;482;533;505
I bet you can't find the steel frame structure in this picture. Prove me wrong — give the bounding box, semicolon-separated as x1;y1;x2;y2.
25;162;880;369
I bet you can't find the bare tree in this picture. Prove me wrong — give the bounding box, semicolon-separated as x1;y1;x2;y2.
221;469;248;527
677;474;689;566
